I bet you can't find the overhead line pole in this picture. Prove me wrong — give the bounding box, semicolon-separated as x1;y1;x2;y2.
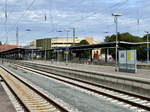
16;26;19;47
73;28;76;46
145;31;150;63
44;38;47;61
147;34;149;63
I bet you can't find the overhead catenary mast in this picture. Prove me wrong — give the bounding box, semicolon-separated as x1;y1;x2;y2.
5;0;8;45
5;0;8;22
16;26;19;47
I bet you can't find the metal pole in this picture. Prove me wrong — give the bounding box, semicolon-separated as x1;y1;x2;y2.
16;26;19;47
72;28;75;61
112;13;122;71
73;28;75;46
115;16;118;71
67;31;68;43
32;49;33;61
44;38;47;61
66;31;69;64
147;34;149;63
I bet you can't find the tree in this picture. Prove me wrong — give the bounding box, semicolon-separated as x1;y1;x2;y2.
105;32;143;42
76;40;91;59
104;32;145;60
141;34;150;60
79;40;89;46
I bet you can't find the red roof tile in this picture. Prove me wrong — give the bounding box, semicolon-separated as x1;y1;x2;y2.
0;45;17;52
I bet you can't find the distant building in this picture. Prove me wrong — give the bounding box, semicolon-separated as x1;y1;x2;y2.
83;37;100;45
29;40;36;49
29;38;51;50
36;38;51;50
29;37;80;49
51;37;81;48
28;37;102;60
28;37;101;61
0;45;17;52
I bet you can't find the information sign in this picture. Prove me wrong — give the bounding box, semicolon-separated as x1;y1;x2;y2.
119;50;137;73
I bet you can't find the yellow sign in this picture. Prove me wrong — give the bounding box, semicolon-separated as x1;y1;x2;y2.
127;51;132;61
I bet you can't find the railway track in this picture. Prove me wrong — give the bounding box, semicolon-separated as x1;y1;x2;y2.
12;62;150;112
0;65;68;112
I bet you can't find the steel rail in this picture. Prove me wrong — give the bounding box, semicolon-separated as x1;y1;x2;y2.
14;63;150;111
0;65;68;112
0;74;28;112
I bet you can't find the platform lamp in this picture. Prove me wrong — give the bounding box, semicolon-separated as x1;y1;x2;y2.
112;13;122;71
57;29;71;64
67;28;76;46
25;29;33;61
64;29;71;64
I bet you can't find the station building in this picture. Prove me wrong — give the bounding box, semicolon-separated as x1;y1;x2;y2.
0;41;142;63
28;37;101;61
29;37;100;49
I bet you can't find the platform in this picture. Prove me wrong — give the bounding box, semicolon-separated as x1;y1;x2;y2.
0;80;16;112
25;60;150;80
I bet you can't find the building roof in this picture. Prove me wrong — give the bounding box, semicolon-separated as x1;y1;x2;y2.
0;41;147;54
69;41;143;50
83;37;100;45
0;45;17;52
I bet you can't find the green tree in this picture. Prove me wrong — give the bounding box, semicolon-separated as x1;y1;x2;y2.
141;34;150;60
104;32;145;60
79;40;89;45
76;40;91;59
105;33;142;42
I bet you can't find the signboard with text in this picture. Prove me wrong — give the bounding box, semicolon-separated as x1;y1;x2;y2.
119;50;126;71
119;50;137;73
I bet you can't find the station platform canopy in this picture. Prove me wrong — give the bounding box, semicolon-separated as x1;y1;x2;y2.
69;41;143;50
47;41;145;52
0;41;146;54
0;48;42;54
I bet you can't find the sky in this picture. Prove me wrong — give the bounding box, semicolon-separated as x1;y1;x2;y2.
0;0;150;46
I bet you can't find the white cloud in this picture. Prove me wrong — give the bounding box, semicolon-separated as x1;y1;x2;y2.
1;0;150;45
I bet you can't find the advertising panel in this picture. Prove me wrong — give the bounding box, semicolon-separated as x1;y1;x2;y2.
126;50;137;73
119;50;126;63
119;50;126;72
119;50;137;73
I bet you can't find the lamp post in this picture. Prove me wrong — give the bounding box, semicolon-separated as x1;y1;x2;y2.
64;29;71;64
145;31;150;63
68;28;76;46
112;13;122;71
57;28;76;46
25;29;33;61
64;29;71;44
44;38;47;61
72;28;76;46
57;29;71;64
